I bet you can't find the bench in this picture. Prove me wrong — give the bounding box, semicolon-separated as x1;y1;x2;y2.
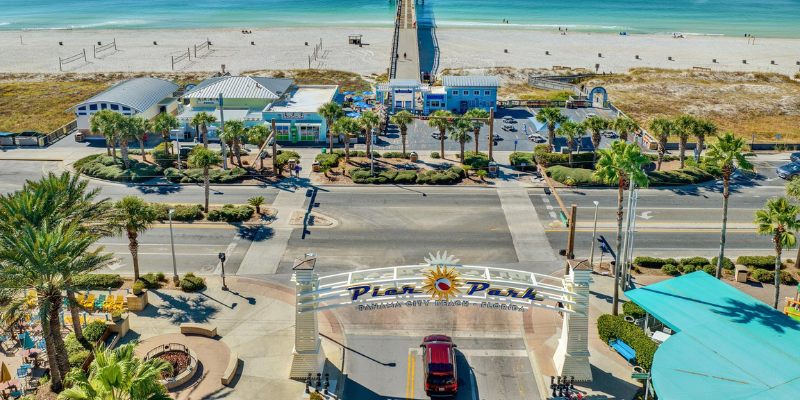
609;339;636;365
179;323;217;338
221;352;239;386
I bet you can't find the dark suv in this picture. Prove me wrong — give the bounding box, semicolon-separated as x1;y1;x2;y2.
420;335;458;397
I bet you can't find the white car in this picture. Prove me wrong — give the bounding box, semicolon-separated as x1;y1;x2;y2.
431;131;444;140
502;116;516;123
528;134;546;143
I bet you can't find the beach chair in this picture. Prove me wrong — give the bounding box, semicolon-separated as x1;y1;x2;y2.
102;295;114;312
84;294;95;311
94;294;106;310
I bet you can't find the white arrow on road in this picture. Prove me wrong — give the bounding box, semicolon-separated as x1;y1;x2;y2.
639;211;654;220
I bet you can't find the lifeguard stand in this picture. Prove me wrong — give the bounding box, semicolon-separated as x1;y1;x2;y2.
348;34;363;46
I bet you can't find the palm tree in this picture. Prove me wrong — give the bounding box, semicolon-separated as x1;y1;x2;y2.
152;112;179;155
220;120;246;166
111;196;157;281
0;222;112;392
429;110;454;159
448;116;473;162
115;116;139;170
465;108;489;153
593;141;650;316
248;196;265;214
390;110;414;157
755;197;800;309
673;114;698;169
536;107;567;152
612;116;639;142
318;101;344;153
247;125;271;170
583;115;610;162
693;118;717;162
359;110;381;172
649;118;674;171
189;147;222;211
705;132;753;279
90;110;121;162
556;121;584;167
333;117;360;165
59;342;171;400
130;116;151;162
191;112;217;148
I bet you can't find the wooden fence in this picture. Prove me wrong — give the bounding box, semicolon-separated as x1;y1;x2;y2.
58;49;87;71
171;48;191;70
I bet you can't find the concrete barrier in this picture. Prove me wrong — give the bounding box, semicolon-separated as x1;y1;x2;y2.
179;323;217;337
221;352;239;386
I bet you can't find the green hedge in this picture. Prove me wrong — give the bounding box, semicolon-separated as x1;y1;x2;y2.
65;333;90;369
509;152;535;168
597;314;658;370
74;154;161;183
180;273;206;292
462;151;489;169
83;320;107;343
661;264;680;276
634;257;678;269
711;256;735;270
737;255;778;269
138;273;164;289
348;167;464;185
416;167;463;185
546;166;599;186
151;203;205;221
622;302;646;319
163;167;247;184
72;274;124;290
751;268;798;285
534;146;594;168
679;256;710;267
430;152;440;159
315;153;342;169
382;151;409;159
333;149;379;158
648;167;715;186
207;204;254;222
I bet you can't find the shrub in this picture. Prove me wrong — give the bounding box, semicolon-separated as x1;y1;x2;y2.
394;170;417;184
462;151;489;169
661;264;680;276
69;349;91;369
180;273;206;292
783;271;798;285
132;280;145;295
678;264;697;273
382;151;409;159
751;268;772;283
703;265;717;275
83;320;107;343
430;151;440;159
596;314;657;370
275;150;301;171
164;167;247;184
315;153;341;169
736;255;778;270
72;274;124;289
711;256;735;270
416;168;462;185
509;152;535;168
151;142;177;169
634;257;678;269
74;154;161;183
138;273;161;289
546;166;600;186
679;256;709;267
622;302;646;319
648;167;715;186
207;204;254;222
151;203;205;222
534;146;594;168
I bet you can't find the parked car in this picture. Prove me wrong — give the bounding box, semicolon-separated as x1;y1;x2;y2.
602;130;618;139
502;116;516;123
528;134;546;143
432;131;444;140
492;133;504;141
790;152;800;163
502;124;516;132
776;162;800;180
420;335;458;397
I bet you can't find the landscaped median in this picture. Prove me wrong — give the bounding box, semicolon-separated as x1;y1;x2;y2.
631;255;799;285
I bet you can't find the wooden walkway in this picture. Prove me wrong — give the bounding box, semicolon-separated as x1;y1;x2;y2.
394;0;421;81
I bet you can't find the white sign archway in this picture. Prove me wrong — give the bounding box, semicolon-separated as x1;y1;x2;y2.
290;254;593;382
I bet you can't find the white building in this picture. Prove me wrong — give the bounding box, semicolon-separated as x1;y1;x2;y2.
72;77;179;136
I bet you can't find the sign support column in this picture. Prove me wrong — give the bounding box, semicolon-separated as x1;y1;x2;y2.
553;259;593;381
290;257;326;379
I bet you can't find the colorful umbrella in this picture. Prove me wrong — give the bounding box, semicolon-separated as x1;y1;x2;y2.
361;91;374;96
352;96;364;101
21;332;34;350
342;91;355;95
346;112;361;118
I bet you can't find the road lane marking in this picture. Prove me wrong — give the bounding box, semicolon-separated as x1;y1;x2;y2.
545;228;758;233
406;349;416;399
457;349;528;357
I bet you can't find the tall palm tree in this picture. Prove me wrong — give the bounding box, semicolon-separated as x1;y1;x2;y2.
429;110;454;159
593;141;650;316
536;107;567;152
390;110;414;157
612;116;639;142
59;342;172;400
333;117;360;165
649;118;674;171
111;196;157;281
247;125;271;170
359;110;380;164
188;147;222;212
318;101;344;153
755;197;800;309
115;116;139;170
673;114;697;169
130;116;151;162
448;116;473;162
0;222;112;392
152;112;179;155
465;108;489;153
556;121;584;167
90;110;121;162
693;118;717;162
191;112;217;148
705;132;753;279
220;120;246;166
583;115;610;162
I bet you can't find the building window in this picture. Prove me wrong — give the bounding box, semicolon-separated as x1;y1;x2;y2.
122;107;131;112
474;90;480;95
275;124;290;141
100;104;108;110
299;124;320;141
463;90;469;95
89;104;98;111
77;106;86;111
451;90;458;95
110;104;119;111
77;112;87;116
485;90;491;96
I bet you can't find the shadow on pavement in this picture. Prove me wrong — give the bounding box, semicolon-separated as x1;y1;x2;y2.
141;290;221;324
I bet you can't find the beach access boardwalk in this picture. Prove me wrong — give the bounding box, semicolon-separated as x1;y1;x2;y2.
395;0;421;81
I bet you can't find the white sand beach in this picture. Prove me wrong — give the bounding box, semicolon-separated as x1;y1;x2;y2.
0;27;798;76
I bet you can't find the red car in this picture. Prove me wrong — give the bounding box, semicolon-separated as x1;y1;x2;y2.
420;335;458;397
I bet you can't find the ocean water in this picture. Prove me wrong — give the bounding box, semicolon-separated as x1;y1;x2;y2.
2;0;800;38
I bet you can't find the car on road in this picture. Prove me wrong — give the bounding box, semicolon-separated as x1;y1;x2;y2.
602;130;618;139
502;116;516;123
431;131;445;140
527;134;546;143
421;335;458;397
777;162;800;180
492;133;504;141
502;124;516;132
790;152;800;163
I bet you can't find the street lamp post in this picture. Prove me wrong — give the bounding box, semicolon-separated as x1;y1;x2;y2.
168;209;178;284
218;252;228;291
589;201;600;267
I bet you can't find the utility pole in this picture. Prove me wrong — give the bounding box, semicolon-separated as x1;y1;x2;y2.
589;201;600;268
565;204;577;275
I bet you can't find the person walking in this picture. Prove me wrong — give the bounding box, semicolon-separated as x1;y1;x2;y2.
294;163;301;177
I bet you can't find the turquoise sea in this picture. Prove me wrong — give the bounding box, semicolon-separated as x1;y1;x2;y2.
2;0;800;38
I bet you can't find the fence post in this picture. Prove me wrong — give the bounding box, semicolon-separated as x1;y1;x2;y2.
58;57;62;72
83;48;87;62
171;55;175;71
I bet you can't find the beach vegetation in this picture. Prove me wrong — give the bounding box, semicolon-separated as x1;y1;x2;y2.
390;110;414;156
187;146;222;211
74;154;161;183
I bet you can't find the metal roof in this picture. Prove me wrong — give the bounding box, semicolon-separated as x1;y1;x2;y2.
626;272;800;400
442;75;500;88
183;76;293;100
75;77;178;113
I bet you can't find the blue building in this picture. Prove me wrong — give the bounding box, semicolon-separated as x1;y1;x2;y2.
376;75;499;115
440;75;499;113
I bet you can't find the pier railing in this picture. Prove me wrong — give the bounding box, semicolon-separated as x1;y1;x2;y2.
389;0;402;79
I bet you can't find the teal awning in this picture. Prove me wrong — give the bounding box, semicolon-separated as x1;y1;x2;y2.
626;272;800;399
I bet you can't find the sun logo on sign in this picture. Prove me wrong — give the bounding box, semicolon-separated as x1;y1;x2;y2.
422;265;461;301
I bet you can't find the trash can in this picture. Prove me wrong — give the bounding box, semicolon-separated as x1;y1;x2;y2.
312;161;320;172
488;162;498;177
321;148;327;154
409;152;418;162
735;265;748;283
74;132;84;142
